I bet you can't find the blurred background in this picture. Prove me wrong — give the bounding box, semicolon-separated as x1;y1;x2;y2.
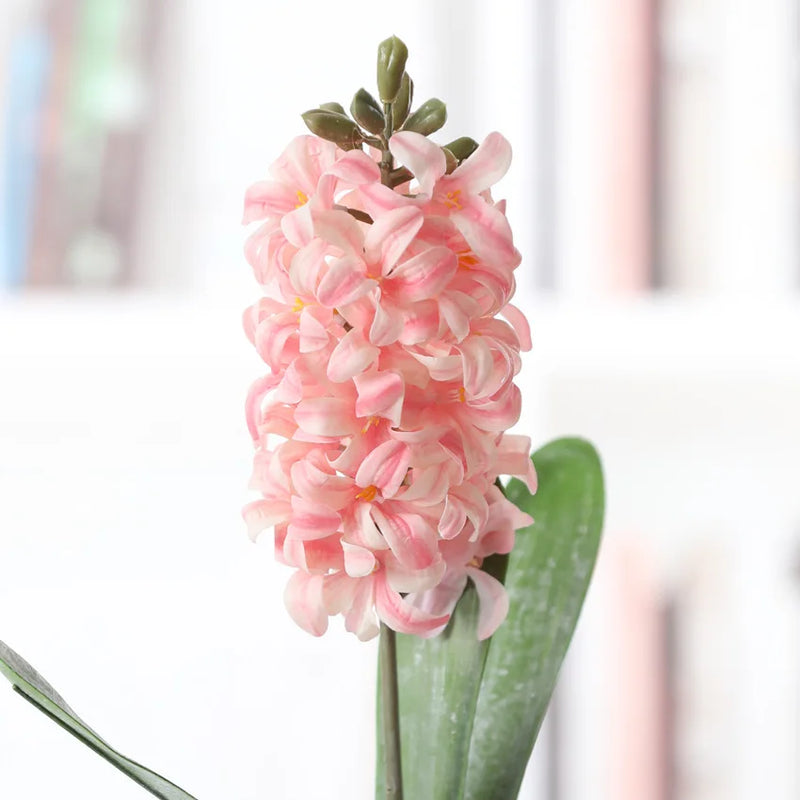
1;1;799;798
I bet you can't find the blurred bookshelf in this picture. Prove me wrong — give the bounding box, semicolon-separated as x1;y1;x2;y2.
0;0;163;290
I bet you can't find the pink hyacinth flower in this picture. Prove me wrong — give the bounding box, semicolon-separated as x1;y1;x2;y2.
242;123;535;641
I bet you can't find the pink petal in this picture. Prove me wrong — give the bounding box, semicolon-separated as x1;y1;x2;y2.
330;422;388;477
384;553;446;594
353;371;404;426
458;335;494;397
394;463;451;505
342;541;377;577
439;291;479;342
344;580;380;641
387;246;457;302
322;571;358;615
295;397;357;437
389;131;447;197
406;569;468;621
313;208;364;254
298;306;330;353
290;534;345;573
290;460;353;509
347;501;390;551
467;384;522;432
281;203;314;247
466;566;509;640
501;303;532;351
287;495;341;541
355;439;411;498
494;435;537;492
363;205;423;272
450;481;490;535
327;328;380;383
273;361;304;405
325;149;381;184
452;199;520;269
358;182;415;216
270;135;332;193
284;571;328;636
397;300;440;346
369;294;404;347
242;180;296;223
370;507;437;570
317;255;376;308
242;499;292;541
439;495;467;539
448;131;512;193
244;374;279;441
374;576;450;635
289;238;327;297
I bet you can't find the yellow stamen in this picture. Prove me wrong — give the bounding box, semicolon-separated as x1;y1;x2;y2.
457;248;479;270
294;190;309;209
291;297;307;313
360;415;381;433
444;189;463;210
468;556;483;568
458;386;467;403
356;484;379;503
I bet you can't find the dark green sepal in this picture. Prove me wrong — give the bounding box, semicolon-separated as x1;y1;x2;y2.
402;98;447;136
444;136;479;162
301;109;363;148
319;101;347;116
392;73;413;129
351;88;385;136
377;36;409;103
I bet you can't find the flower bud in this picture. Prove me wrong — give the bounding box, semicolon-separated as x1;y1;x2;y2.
444;136;479;162
301;109;363;148
319;102;347;116
402;98;447;137
377;36;409;103
442;147;459;174
392;73;413;129
350;88;385;136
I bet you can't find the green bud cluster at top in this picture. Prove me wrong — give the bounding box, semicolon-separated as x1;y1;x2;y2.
301;35;479;188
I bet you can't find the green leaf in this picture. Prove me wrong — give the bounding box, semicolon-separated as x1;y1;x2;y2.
375;437;604;800
464;437;604;800
0;641;199;800
376;586;489;800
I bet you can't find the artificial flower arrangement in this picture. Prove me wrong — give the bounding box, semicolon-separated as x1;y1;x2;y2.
0;38;604;800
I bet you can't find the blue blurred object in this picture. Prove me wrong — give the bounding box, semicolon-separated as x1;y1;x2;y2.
1;23;51;288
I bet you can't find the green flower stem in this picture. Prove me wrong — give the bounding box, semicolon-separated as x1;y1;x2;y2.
380;102;394;184
379;623;404;799
378;102;401;800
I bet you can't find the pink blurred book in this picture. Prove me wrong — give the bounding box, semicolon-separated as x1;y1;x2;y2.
601;0;656;292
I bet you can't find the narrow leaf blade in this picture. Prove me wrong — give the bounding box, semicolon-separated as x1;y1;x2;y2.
0;640;199;800
375;585;489;800
464;437;605;799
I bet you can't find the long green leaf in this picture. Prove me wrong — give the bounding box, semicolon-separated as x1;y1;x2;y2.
464;436;604;799
375;437;604;800
0;640;199;800
376;585;489;799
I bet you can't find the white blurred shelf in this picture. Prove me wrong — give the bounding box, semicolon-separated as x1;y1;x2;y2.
1;291;798;363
